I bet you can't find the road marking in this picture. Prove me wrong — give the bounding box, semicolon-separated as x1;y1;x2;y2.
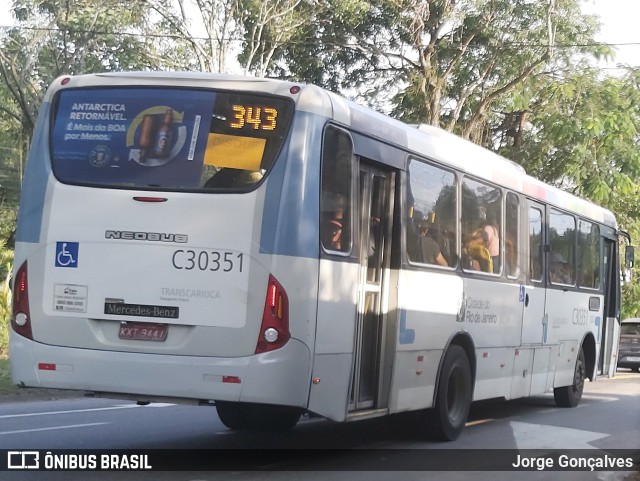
581;394;619;402
611;373;638;379
0;422;109;435
0;403;173;420
596;471;635;481
511;421;608;449
466;418;493;427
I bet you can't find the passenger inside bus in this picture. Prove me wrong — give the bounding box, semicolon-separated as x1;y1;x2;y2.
465;229;493;273
419;218;448;267
550;252;572;284
482;213;500;273
322;193;345;251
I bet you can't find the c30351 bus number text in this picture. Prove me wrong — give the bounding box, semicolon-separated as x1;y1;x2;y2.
171;249;244;272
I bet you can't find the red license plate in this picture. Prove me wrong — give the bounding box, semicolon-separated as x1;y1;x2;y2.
119;322;168;342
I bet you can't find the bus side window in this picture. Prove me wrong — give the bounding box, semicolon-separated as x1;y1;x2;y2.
548;209;576;286
505;192;520;278
577;220;600;289
321;194;346;251
462;176;502;274
529;206;543;282
321;127;353;254
406;158;457;268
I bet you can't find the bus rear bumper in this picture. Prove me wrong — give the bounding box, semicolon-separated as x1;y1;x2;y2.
9;332;311;407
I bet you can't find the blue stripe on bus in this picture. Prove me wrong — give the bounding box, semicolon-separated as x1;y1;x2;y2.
260;111;324;258
399;308;416;345
16;103;52;243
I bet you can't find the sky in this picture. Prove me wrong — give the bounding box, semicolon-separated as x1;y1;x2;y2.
1;0;640;68
582;0;640;68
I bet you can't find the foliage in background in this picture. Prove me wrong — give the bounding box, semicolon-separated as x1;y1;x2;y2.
0;0;163;151
0;247;13;357
270;0;611;143
494;67;640;318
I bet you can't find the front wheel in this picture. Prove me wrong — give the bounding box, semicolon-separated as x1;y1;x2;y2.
554;347;586;407
432;345;473;441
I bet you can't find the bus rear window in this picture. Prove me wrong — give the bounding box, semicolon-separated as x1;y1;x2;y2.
50;88;294;191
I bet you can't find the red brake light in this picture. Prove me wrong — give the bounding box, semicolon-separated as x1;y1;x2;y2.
12;261;33;340
256;274;290;354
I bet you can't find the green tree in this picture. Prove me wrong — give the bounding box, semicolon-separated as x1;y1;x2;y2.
0;0;159;142
144;0;239;72
236;0;315;77
497;68;640;319
145;0;314;76
499;69;640;216
0;80;24;245
274;0;610;144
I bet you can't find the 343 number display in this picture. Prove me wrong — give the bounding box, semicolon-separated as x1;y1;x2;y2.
229;105;278;131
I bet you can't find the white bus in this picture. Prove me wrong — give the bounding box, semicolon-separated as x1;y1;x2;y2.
10;72;633;440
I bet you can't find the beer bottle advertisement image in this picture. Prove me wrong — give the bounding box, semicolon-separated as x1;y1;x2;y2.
51;88;214;188
138;114;155;163
131;106;187;167
152;108;174;159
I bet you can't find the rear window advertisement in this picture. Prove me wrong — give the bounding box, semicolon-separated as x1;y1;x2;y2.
52;88;216;190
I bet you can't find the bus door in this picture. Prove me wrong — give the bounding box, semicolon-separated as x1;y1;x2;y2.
516;200;551;396
522;200;547;346
599;236;619;376
349;163;395;412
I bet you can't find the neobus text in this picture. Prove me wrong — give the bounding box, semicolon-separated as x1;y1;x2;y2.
105;230;188;243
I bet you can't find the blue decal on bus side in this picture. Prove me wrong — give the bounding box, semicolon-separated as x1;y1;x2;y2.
260;111;323;259
16;103;53;243
595;316;601;343
399;308;415;345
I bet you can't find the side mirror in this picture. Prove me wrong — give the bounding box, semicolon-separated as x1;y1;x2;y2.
625;245;635;269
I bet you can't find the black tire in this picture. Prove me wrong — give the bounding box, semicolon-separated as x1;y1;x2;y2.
216;401;249;430
432;345;473;441
216;401;301;431
246;403;302;431
554;347;586;408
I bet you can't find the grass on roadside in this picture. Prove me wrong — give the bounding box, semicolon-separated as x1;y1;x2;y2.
0;356;17;394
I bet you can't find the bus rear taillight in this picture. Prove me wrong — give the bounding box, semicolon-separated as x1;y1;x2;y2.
11;261;33;340
256;274;290;354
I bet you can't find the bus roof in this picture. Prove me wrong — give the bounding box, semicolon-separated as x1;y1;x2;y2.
45;71;618;228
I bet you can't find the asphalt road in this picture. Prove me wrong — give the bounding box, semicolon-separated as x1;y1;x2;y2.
0;370;638;481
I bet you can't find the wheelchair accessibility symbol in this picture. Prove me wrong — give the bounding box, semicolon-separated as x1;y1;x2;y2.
55;242;79;268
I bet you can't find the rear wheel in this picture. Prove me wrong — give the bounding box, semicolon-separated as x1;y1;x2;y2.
216;401;301;431
554;347;586;407
216;401;248;430
432;345;472;441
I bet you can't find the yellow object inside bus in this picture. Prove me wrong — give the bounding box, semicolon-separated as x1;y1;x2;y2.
204;133;265;171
